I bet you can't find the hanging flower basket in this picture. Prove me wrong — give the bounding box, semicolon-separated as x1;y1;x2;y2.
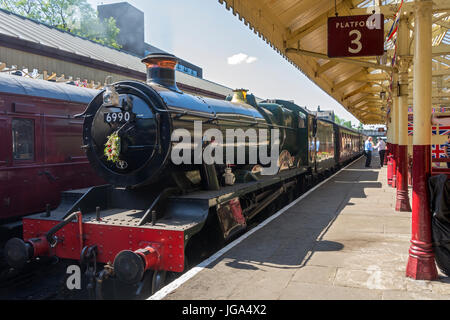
104;131;121;163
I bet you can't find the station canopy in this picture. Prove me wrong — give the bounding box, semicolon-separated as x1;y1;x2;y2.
218;0;449;124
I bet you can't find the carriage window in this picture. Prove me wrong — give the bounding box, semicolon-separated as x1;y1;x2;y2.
12;119;34;160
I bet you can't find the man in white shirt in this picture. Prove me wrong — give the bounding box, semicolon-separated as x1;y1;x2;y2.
374;138;386;167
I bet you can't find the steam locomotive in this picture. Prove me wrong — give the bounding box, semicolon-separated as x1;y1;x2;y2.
4;53;365;298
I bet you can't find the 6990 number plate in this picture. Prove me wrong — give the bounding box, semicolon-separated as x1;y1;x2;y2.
104;111;131;123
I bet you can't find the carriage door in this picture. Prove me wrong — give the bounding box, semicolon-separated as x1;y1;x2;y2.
0;116;12;219
10;114;45;217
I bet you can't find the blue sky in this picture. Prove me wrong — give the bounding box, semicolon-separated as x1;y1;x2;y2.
88;0;361;126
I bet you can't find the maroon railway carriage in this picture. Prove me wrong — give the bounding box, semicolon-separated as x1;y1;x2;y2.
337;125;363;164
0;73;104;222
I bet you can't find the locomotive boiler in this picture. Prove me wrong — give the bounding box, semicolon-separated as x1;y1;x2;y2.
4;53;364;298
82;53;302;188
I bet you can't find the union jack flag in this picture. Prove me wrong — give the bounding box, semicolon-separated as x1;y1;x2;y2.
432;144;447;159
407;122;437;135
408;122;413;136
439;126;450;136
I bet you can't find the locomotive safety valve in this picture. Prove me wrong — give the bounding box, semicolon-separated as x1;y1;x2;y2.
113;245;161;285
4;236;49;269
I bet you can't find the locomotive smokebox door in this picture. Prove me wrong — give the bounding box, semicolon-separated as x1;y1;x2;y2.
216;198;246;239
82;80;173;187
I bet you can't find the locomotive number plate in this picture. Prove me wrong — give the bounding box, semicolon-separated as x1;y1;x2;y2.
104;111;131;123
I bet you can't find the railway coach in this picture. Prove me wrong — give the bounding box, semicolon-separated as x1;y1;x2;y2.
0;73;104;224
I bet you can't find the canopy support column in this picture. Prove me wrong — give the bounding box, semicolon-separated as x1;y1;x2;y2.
406;0;437;280
391;73;399;188
396;14;412;212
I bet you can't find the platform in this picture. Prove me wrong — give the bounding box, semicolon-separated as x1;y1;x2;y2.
155;154;450;300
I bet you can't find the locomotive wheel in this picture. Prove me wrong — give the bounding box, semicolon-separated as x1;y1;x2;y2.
132;269;167;298
151;270;167;295
134;270;154;299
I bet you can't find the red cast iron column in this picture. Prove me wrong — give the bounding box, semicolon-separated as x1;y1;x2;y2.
395;14;411;212
391;88;398;188
406;0;437;280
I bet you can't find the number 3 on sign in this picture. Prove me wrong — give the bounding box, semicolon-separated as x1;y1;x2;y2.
348;30;362;54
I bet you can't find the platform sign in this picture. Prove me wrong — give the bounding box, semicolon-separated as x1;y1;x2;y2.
327;14;384;58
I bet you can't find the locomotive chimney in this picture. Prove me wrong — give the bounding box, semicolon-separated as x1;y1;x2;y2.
231;88;249;104
141;53;180;92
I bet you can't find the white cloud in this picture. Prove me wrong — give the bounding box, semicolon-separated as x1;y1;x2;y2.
245;56;258;63
227;53;258;65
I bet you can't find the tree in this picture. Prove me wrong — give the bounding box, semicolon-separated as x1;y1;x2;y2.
1;0;41;19
343;120;352;128
334;115;352;128
334;115;343;125
1;0;121;49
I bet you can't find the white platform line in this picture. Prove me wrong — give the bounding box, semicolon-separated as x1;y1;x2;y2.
148;156;362;300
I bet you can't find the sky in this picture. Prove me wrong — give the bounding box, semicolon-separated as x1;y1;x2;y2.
88;0;363;126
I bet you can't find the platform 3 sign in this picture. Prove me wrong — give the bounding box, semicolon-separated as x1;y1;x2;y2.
327;14;384;58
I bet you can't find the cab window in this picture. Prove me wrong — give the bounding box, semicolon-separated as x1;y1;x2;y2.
298;112;306;128
12;118;34;160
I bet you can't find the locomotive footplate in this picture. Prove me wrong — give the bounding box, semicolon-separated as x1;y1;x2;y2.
174;166;308;206
20;185;211;273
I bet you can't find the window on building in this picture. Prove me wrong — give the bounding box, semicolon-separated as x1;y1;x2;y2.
12;118;34;160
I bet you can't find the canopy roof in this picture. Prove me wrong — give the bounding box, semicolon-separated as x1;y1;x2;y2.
218;0;449;124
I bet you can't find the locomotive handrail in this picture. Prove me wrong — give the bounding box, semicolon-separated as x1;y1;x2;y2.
76;83;294;130
138;187;180;226
46;211;80;246
168;107;296;130
110;84;295;130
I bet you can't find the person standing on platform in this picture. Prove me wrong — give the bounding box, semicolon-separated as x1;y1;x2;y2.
364;137;373;168
444;135;450;169
374;138;386;167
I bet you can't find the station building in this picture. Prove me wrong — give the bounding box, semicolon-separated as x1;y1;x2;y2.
97;2;203;79
0;7;225;99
